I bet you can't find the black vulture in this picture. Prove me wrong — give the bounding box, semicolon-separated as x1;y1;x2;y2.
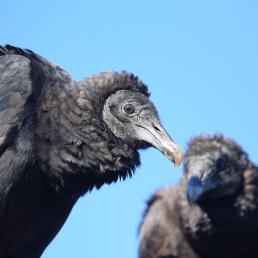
0;45;182;258
139;134;258;258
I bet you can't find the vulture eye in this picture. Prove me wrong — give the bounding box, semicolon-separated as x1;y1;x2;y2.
216;156;228;171
123;103;135;114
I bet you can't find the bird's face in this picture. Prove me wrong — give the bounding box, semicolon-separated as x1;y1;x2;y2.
102;89;182;167
185;140;244;206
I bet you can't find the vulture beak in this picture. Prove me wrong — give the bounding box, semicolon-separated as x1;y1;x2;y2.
186;175;217;205
135;119;183;167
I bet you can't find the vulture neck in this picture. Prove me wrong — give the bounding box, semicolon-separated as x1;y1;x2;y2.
37;75;140;195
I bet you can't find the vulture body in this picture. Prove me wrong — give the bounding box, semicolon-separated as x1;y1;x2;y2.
0;45;182;258
139;134;258;258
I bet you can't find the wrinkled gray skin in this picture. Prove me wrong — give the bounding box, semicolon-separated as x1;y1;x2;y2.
0;45;182;258
139;134;258;258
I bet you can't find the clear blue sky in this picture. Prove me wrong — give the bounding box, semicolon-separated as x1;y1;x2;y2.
1;1;258;258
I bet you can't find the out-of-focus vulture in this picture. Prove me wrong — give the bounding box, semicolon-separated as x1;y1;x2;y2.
0;45;182;258
139;134;258;258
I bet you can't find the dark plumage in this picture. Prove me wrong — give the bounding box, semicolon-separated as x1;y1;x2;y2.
0;45;182;258
139;134;258;258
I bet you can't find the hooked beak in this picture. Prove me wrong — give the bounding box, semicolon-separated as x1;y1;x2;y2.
135;120;183;167
186;176;204;205
186;175;217;205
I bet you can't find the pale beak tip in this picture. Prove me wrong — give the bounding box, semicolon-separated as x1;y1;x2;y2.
174;145;183;167
165;144;183;168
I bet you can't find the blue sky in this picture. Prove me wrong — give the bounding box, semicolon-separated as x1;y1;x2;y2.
1;1;258;258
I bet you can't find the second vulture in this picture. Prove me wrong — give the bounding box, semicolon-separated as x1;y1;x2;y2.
139;134;258;258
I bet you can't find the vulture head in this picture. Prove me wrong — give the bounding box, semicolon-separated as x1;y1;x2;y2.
185;134;248;206
39;70;182;193
178;134;258;257
101;80;181;163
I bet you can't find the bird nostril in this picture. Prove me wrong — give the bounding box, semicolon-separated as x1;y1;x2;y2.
152;123;162;134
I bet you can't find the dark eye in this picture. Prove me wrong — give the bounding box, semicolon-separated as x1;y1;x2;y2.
216;156;228;171
123;103;135;114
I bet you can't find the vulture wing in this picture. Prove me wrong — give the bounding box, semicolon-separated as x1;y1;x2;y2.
0;45;75;257
0;46;36;192
139;187;198;258
0;44;72;165
0;47;33;147
0;45;71;194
